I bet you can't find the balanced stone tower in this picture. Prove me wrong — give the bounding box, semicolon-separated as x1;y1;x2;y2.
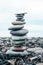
6;13;28;59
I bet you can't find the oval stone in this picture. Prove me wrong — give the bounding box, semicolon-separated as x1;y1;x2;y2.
6;50;28;57
16;13;26;17
12;21;25;25
8;25;24;31
12;40;25;45
16;16;23;19
10;29;28;36
12;35;27;40
11;46;26;51
16;19;25;21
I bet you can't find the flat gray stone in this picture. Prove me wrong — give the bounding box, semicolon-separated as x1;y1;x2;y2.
12;35;27;40
6;50;28;56
8;25;24;31
12;40;25;45
10;29;28;36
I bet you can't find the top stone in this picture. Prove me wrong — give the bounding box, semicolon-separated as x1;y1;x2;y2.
16;12;27;17
15;13;27;21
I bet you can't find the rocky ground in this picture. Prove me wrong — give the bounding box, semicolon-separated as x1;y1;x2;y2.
36;63;43;65
8;59;43;65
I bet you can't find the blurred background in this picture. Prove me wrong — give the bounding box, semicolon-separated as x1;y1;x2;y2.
0;0;43;37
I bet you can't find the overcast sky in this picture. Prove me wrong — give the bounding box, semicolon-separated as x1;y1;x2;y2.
0;0;43;37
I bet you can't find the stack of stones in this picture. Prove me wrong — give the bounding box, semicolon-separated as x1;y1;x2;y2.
8;13;28;57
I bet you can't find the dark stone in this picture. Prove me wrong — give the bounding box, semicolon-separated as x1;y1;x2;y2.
8;26;24;31
10;29;28;36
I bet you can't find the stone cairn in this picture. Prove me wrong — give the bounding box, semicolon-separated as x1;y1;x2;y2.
8;13;28;58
